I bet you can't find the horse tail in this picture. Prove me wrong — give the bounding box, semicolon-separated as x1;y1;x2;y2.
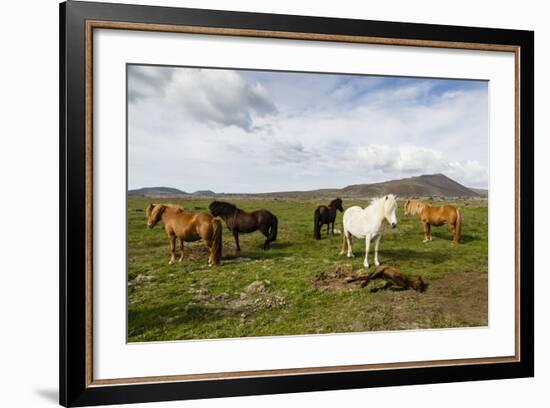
211;218;222;265
314;208;321;240
454;207;462;244
268;214;278;244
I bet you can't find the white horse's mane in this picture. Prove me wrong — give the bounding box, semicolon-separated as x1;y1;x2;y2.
368;195;397;213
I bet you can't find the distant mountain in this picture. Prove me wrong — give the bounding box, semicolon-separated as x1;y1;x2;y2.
128;186;188;197
192;190;216;196
128;174;483;199
468;187;488;197
258;174;482;199
339;174;481;198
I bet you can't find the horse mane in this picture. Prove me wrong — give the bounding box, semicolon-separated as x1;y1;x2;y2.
329;198;342;208
369;194;396;207
209;200;238;217
166;204;185;215
146;203;185;223
406;199;427;215
147;203;184;214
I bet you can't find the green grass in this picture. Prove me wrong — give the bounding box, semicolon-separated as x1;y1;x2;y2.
128;196;488;342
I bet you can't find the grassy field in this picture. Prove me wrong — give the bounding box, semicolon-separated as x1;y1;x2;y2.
128;196;488;342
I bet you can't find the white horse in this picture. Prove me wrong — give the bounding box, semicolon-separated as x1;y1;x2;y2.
340;195;398;268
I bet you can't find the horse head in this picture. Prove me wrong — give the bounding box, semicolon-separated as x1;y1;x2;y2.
412;276;428;292
331;198;344;212
383;195;398;228
404;199;411;216
146;203;165;228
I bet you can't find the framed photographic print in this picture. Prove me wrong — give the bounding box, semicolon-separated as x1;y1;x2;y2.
60;0;534;406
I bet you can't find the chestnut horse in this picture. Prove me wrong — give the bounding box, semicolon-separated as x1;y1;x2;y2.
404;199;462;244
146;204;222;266
209;201;278;251
313;198;344;240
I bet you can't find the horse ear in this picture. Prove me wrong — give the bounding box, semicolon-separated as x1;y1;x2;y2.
385;195;388;200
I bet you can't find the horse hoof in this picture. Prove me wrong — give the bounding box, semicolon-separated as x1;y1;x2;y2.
374;262;380;267
347;254;355;258
168;261;174;265
363;262;369;268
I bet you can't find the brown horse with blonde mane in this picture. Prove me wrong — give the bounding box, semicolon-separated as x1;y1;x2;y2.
404;199;462;244
146;204;222;266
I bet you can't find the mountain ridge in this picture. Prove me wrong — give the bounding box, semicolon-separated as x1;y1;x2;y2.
128;174;483;199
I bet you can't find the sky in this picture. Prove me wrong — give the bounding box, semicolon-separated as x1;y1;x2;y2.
127;64;489;193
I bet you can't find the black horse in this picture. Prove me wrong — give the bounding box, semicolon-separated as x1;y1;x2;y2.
209;201;278;251
313;198;343;240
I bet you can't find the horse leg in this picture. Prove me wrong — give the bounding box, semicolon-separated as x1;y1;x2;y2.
449;223;456;244
373;235;381;267
423;223;431;243
178;238;185;262
363;236;371;268
203;238;214;266
330;222;335;236
168;234;176;265
232;230;241;252
326;223;330;237
427;224;432;241
259;226;270;250
346;233;355;258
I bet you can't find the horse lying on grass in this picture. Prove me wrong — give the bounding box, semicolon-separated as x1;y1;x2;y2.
404;199;462;244
346;265;427;292
209;201;278;251
313;198;343;240
146;203;222;266
340;195;398;269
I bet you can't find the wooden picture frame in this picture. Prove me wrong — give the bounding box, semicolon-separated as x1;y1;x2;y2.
60;1;534;406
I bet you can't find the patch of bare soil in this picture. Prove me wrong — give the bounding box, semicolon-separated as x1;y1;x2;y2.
418;270;488;328
314;265;488;329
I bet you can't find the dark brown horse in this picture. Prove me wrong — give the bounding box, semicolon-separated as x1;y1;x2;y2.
314;198;343;240
209;201;278;251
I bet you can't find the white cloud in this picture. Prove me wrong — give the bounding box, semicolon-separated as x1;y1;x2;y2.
129;66;277;131
128;66;489;192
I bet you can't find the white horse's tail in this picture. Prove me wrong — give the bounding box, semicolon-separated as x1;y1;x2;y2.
340;224;348;255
